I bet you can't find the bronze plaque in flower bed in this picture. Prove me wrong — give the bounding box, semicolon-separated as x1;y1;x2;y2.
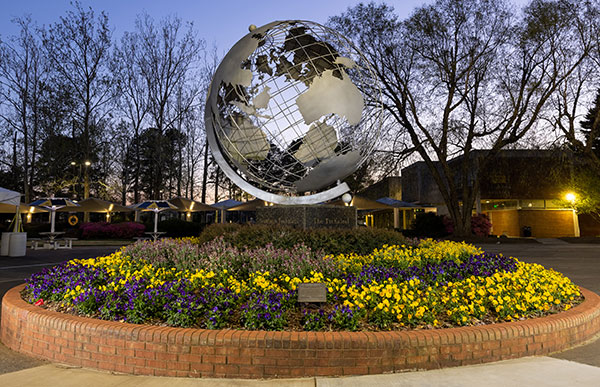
256;205;356;229
297;283;327;303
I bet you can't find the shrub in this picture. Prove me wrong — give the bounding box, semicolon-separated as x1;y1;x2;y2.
441;213;493;237
121;238;199;271
79;221;145;239
406;212;449;238
151;218;205;238
196;237;340;278
195;223;410;255
471;213;492;237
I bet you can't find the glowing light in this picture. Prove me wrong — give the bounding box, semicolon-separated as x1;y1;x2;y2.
565;192;576;202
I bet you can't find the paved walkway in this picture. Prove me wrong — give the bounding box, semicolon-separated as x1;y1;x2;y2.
0;357;599;386
0;243;599;386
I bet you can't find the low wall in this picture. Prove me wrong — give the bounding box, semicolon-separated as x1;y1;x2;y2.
2;284;600;379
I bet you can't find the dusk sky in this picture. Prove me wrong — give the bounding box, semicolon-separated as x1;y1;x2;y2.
0;0;440;51
0;0;534;53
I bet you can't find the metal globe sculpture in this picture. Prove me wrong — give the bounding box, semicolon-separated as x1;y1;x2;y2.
205;20;382;204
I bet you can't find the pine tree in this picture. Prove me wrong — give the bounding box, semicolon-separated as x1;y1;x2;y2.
579;89;600;158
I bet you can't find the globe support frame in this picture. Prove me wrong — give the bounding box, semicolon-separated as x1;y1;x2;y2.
205;111;351;205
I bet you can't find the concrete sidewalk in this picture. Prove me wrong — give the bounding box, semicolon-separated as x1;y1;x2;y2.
0;357;598;387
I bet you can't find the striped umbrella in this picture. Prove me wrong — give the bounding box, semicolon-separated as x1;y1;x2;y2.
28;198;80;233
131;200;178;234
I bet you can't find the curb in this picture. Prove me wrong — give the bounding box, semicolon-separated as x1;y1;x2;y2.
2;284;600;379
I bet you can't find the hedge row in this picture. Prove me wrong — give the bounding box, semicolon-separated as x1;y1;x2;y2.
195;223;410;255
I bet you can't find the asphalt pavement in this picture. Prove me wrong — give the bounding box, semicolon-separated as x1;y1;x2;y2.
0;241;598;386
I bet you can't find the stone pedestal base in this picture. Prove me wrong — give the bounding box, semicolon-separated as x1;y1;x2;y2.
256;205;356;229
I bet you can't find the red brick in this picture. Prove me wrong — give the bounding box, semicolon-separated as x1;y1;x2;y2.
125;357;145;367
146;359;167;369
227;355;252;365
202;354;226;364
251;356;277;366
189;362;214;374
153;369;178;377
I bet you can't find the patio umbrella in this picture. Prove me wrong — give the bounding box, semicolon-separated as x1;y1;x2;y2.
29;198;80;233
0;187;22;231
131;200;178;234
0;203;47;214
57;197;133;213
168;197;215;212
57;198;133;222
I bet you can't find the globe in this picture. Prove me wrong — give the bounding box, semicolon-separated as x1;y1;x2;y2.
205;20;381;204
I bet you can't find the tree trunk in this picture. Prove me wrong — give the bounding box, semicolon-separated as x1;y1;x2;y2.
201;142;209;203
214;167;220;204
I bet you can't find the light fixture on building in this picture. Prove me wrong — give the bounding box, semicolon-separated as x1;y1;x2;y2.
565;192;576;203
341;193;352;205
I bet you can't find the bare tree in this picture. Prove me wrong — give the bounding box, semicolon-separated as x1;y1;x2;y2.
0;16;45;202
131;14;204;198
550;1;600;171
113;30;151;203
42;1;113;205
330;0;595;236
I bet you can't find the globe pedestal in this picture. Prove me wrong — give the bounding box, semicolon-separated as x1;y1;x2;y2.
256;205;356;229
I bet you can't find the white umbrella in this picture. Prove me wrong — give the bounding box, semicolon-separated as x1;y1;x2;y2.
0;187;22;231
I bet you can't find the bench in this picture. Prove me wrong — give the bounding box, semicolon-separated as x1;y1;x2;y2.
28;238;42;249
29;237;77;250
133;236;151;241
55;238;77;249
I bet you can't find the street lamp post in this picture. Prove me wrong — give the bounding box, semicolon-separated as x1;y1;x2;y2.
71;160;92;222
83;160;91;222
83;160;91;200
70;161;77;199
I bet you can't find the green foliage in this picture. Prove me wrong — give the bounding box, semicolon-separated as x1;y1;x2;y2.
562;168;600;222
579;89;600;159
196;223;410;255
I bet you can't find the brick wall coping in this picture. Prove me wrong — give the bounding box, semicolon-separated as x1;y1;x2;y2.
2;284;600;379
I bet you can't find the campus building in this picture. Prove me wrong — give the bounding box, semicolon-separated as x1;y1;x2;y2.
366;150;599;237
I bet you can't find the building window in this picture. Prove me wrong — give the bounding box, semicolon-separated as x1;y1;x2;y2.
518;199;545;209
481;200;518;211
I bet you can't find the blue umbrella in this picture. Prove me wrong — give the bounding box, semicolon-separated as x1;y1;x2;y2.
131;200;178;235
29;197;80;233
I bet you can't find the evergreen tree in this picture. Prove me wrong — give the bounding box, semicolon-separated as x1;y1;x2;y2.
580;89;600;158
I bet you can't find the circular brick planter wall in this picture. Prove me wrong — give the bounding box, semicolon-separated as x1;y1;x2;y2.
2;284;600;379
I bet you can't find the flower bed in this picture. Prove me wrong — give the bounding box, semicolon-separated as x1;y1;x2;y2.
22;238;582;331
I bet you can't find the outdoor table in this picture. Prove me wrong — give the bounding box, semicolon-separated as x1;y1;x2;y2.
38;232;66;250
145;231;166;241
